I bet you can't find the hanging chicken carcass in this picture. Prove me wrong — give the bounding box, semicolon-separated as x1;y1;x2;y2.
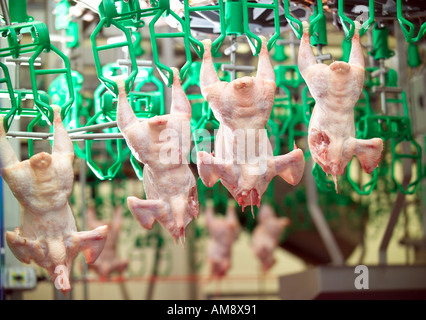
298;21;383;191
0;107;108;294
197;37;305;215
252;204;290;272
205;201;240;277
87;205;128;278
116;68;199;243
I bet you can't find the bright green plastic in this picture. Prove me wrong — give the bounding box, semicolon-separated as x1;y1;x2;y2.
132;30;145;56
149;2;195;87
391;138;422;195
0;22;51;59
283;0;303;39
369;23;394;61
309;0;327;46
8;0;32;23
338;0;375;39
84;111;126;181
341;38;351;62
55;0;80;48
98;0;144;29
0;20;75;124
272;37;288;62
355;85;422;194
408;43;422;68
225;0;244;36
28;43;75;123
396;0;426;43
242;0;281;54
0;61;17;131
184;0;225;57
274;65;304;90
91;18;138;95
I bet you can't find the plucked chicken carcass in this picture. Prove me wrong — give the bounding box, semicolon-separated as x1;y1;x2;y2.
205;200;240;277
87;205;128;278
0;107;108;294
252;204;290;272
198;37;305;215
116;68;199;243
298;21;383;191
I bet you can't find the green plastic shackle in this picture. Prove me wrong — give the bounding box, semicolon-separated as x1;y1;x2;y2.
149;0;194;87
338;0;375;39
0;22;51;59
272;37;288;62
28;43;75;123
183;0;226;58
346;159;379;195
225;0;244;36
55;0;79;48
84;111;126;181
99;0;143;29
91;18;138;95
133;66;165;117
0;61;17;132
311;163;336;193
8;0;32;23
407;43;422;68
242;0;281;54
274;65;305;90
309;0;327;46
283;0;303;40
368;23;394;61
396;0;426;43
0;20;75;123
391;138;422;195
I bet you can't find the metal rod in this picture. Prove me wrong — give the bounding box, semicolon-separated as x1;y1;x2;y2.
6;131;124;140
117;59;153;67
305;158;345;266
0;0;11;25
379;142;412;265
66;121;119;134
230;35;237;81
379;59;388;114
221;65;255;72
80;158;88;300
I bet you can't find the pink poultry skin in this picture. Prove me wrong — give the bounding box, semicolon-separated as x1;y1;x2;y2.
198;37;305;215
205;201;240;277
116;69;199;244
298;21;383;191
252;204;290;272
0;107;108;294
87;205;128;278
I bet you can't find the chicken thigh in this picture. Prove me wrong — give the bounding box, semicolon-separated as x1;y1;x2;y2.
198;37;305;215
0;107;108;294
205;200;240;277
298;21;383;191
252;204;290;272
116;68;199;243
87;205;128;278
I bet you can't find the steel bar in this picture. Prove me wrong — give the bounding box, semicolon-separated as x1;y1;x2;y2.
0;0;11;25
305;158;345;266
6;131;124;140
